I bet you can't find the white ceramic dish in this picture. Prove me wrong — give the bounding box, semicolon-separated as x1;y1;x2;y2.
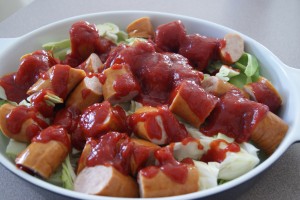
0;11;300;200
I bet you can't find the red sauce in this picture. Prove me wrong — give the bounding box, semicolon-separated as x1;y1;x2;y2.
50;64;70;99
30;89;55;118
111;64;140;99
80;101;127;138
139;166;160;179
179;34;219;71
32;125;71;151
201;139;240;163
104;41;202;105
128;106;188;144
219;39;232;63
88;72;106;84
0;73;27;103
15;50;57;88
53;106;85;150
81;88;91;99
6;105;48;140
64;21;116;67
179;81;219;124
248;80;282;113
132;145;154;173
181;158;195;165
155;20;187;52
0;50;57;103
141;147;188;184
200;89;269;143
86;132;133;175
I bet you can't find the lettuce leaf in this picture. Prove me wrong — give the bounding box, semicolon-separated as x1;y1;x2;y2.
230;53;261;87
61;154;76;190
42;39;71;60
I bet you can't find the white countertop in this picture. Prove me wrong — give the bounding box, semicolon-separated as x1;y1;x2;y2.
0;0;300;199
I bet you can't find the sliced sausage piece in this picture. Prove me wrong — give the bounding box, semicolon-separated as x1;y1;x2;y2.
201;76;249;98
0;104;48;143
66;75;103;112
130;138;160;176
219;33;244;64
138;164;199;197
251;111;288;155
155;20;186;52
76;140;92;174
102;63;140;105
15;140;69;179
128;106;188;145
178;34;218;71
74;165;139;197
77;53;103;73
243;76;282;112
126;17;154;39
80;101;127;138
15;126;70;179
27;64;86;99
169;81;219;128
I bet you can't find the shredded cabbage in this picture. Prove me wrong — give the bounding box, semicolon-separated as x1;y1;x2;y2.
61;154;77;190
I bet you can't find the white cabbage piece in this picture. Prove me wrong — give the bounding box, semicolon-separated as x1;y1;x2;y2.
184;123;206;139
239;142;260;157
0;86;7;100
172;139;205;161
194;160;219;190
217;148;259;180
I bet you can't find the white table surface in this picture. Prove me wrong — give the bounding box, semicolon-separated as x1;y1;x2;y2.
0;0;300;199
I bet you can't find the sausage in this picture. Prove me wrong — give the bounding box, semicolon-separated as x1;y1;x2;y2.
201;76;249;98
102;63;139;105
66;75;103;112
74;165;139;197
128;106;189;145
169;81;219;128
251;111;288;155
77;53;103;73
27;64;86;99
138;164;199;197
80;101;127;138
219;33;244;64
76;141;92;174
15;140;69;179
126;17;154;39
243;76;282;112
0;104;48;143
129;106;163;143
130;138;160;176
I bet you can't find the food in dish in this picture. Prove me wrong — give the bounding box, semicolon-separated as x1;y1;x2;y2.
0;17;288;197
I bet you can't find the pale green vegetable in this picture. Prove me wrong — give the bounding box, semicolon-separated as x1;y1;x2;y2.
97;23;128;44
231;53;260;87
216;65;240;81
42;39;71;60
206;61;223;74
125;37;148;46
61;154;77;190
48;166;63;186
0;86;7;100
5;139;28;160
